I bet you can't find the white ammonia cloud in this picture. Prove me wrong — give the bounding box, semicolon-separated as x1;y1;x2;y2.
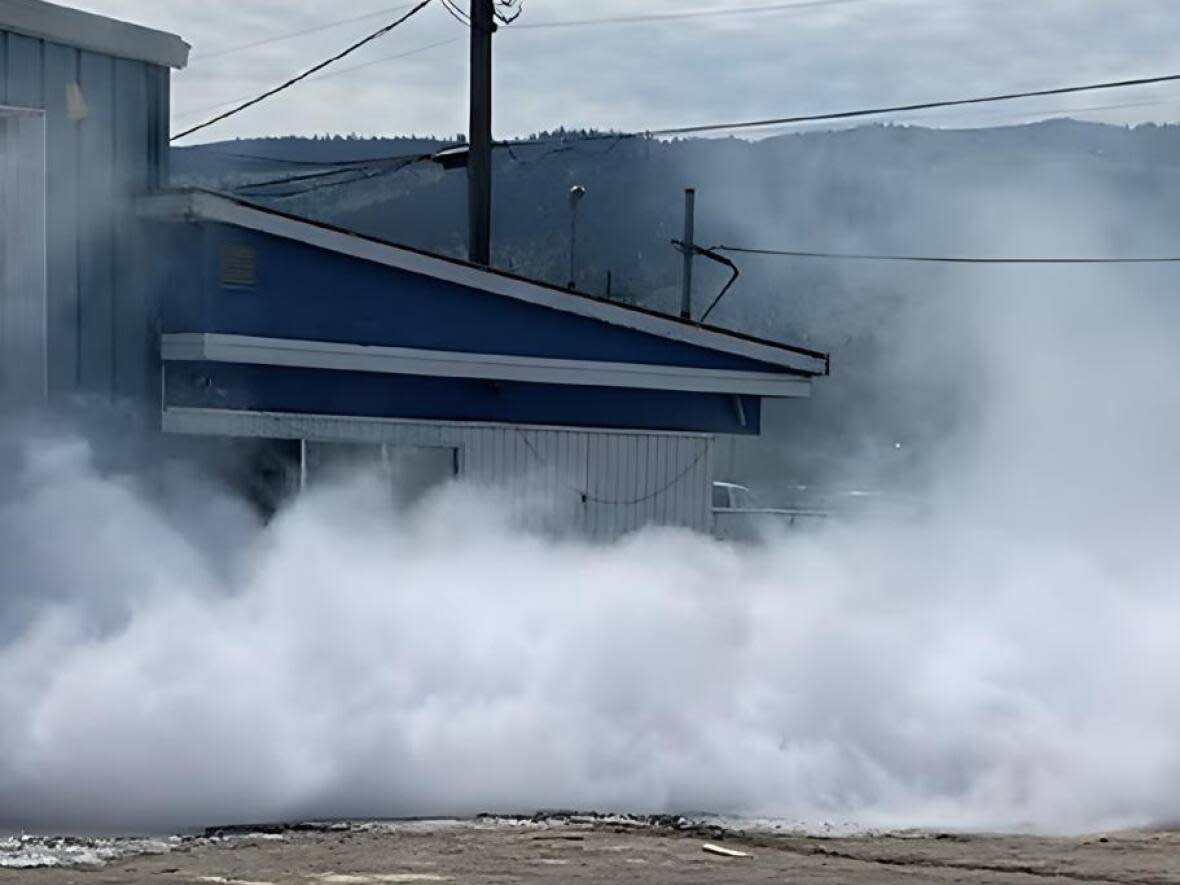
1;258;1180;835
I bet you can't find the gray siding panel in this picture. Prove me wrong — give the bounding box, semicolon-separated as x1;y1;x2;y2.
0;27;169;405
44;41;79;392
1;35;49;402
147;64;168;187
0;109;48;401
162;409;717;536
77;49;115;396
6;33;43;106
0;31;8;104
113;57;150;405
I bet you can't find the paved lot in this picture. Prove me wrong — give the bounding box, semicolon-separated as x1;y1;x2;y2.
5;818;1180;884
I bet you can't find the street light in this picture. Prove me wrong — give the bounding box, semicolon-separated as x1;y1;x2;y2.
568;184;586;289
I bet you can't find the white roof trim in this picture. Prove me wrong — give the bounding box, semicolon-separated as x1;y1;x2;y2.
162;333;812;398
0;0;189;68
140;190;827;376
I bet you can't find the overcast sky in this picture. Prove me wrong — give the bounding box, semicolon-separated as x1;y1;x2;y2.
63;0;1180;144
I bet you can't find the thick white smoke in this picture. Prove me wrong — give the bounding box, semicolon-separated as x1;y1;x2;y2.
1;260;1179;835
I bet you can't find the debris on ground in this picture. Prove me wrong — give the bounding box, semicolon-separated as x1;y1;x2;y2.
6;817;1180;884
702;842;752;858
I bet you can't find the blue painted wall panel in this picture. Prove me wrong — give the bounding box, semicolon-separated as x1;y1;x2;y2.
164;362;763;435
161;225;795;376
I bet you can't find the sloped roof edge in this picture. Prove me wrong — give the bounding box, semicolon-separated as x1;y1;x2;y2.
0;0;189;68
139;189;830;377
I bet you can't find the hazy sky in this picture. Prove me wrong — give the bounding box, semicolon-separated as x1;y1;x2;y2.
63;0;1180;144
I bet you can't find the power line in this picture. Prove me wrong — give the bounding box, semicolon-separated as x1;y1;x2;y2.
173;37;460;122
644;72;1180;137
490;68;1180;147
445;71;1180;152
231;147;448;192
205;151;409;167
172;0;435;142
440;0;471;26
227;134;628;198
715;245;1180;264
189;4;415;62
221;135;625;195
176;38;460;123
883;94;1180;128
176;54;1180;179
178;68;1180;180
203;144;449;167
234;162;414;192
239;155;432;198
511;0;867;30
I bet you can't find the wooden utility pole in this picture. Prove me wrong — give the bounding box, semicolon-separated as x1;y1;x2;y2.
468;0;494;265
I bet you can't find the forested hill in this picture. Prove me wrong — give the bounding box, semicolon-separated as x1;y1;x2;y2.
172;121;1180;494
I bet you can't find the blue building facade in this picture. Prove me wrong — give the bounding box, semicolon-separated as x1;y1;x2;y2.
1;2;828;535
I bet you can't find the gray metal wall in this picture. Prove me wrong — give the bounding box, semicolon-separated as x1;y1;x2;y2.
0;109;46;402
0;28;169;405
460;424;714;536
165;408;717;537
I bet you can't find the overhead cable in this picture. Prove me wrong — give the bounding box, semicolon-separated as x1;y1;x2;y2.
234;161;418;191
643;72;1180;137
440;0;471;26
228;136;615;193
715;245;1180;264
174;37;460;123
172;0;435;142
457;70;1180;151
189;4;414;62
512;0;867;29
237;156;431;199
210;148;436;167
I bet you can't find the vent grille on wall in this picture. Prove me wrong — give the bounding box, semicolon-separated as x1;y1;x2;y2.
221;244;256;288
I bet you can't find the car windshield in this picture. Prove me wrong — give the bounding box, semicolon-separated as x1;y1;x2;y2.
731;486;761;509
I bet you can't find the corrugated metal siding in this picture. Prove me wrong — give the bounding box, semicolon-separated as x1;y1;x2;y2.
456;424;711;536
0;109;47;401
0;28;167;406
1;35;46;401
164;408;716;536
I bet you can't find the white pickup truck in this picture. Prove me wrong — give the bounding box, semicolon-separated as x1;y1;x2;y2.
712;481;924;540
712;481;829;539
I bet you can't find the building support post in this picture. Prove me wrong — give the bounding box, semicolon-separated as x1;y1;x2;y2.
568;184;586;289
568;198;579;288
679;187;696;320
468;0;494;265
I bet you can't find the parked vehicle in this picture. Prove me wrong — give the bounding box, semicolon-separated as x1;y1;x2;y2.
712;481;829;540
712;481;925;540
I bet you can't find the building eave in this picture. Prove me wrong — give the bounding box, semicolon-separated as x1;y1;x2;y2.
162;333;813;398
0;0;189;68
139;189;830;377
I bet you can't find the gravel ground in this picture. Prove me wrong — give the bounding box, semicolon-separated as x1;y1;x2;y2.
4;816;1180;884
